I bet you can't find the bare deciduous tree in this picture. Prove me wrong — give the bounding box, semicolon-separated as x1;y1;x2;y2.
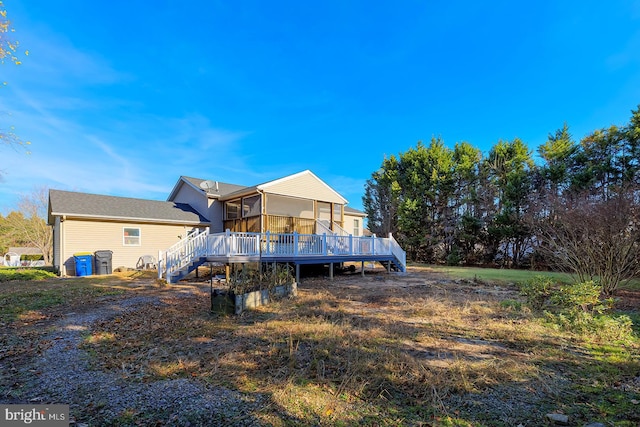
533;188;640;295
4;187;52;265
0;1;29;160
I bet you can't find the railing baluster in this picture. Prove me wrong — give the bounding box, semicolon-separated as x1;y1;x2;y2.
163;229;406;278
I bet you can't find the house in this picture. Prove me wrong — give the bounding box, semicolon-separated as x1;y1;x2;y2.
48;191;209;275
343;206;366;237
167;170;356;235
48;170;405;279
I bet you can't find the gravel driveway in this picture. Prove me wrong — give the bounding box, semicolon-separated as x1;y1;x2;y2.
13;287;267;426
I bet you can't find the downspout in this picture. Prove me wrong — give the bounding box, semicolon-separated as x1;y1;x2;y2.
61;215;66;276
258;189;266;274
258;189;266;232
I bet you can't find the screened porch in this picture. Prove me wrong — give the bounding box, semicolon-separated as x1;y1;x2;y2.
222;192;344;234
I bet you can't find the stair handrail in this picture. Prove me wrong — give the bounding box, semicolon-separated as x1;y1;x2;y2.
331;221;350;237
162;228;210;279
315;219;333;235
388;232;407;272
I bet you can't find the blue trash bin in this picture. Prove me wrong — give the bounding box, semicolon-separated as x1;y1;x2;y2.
74;252;93;276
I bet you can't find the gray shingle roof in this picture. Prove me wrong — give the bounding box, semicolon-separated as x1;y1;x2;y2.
181;176;248;197
48;190;209;225
344;206;366;216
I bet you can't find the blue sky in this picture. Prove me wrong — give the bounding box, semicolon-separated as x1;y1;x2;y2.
1;1;640;214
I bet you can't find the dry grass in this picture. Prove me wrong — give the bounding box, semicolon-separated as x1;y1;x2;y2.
0;271;168;395
78;268;620;425
4;267;639;425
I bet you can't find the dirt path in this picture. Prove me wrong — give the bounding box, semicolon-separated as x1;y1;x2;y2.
11;286;265;426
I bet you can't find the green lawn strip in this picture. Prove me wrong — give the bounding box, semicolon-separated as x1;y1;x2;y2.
0;268;58;282
413;264;573;285
0;277;127;323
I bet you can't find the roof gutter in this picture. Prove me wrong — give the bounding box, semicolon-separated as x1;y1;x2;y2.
49;212;210;226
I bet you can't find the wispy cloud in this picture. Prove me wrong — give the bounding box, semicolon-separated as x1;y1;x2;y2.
606;30;640;70
6;26;129;88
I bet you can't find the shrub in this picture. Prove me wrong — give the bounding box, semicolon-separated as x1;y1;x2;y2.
546;311;635;343
228;263;295;294
522;279;634;341
551;281;612;314
519;275;555;310
446;247;462;266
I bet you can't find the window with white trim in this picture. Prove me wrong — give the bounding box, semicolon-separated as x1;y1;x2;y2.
123;227;141;246
353;219;360;237
225;199;241;220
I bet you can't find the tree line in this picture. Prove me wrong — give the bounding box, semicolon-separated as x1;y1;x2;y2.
364;105;640;294
0;188;52;265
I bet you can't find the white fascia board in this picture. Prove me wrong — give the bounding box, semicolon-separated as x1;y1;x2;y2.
257;170;348;204
167;176;205;201
50;212;209;226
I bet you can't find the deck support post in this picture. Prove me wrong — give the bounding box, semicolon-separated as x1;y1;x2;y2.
329;262;334;280
225;263;230;283
361;261;365;277
209;263;214;312
295;264;300;284
387;260;391;273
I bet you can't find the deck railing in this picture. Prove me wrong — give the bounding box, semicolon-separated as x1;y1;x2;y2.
204;230;401;258
160;229;406;280
160;228;210;279
315;219;349;237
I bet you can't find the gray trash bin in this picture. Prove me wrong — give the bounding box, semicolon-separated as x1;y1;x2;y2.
94;250;113;275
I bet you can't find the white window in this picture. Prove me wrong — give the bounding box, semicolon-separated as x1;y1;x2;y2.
225;199;241;220
353;219;360;237
123;227;141;246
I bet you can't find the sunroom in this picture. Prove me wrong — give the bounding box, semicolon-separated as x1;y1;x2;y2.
222;192;345;235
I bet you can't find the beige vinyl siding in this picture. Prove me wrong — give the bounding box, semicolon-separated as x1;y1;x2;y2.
171;183;211;221
61;219;197;275
208;200;225;233
261;172;346;204
343;212;366;236
171;181;225;233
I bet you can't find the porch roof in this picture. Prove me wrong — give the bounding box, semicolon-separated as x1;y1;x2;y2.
220;170;348;204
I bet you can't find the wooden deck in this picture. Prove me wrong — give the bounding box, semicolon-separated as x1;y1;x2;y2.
160;230;407;283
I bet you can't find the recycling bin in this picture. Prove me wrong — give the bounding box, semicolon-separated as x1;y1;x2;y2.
94;250;113;275
73;252;93;276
